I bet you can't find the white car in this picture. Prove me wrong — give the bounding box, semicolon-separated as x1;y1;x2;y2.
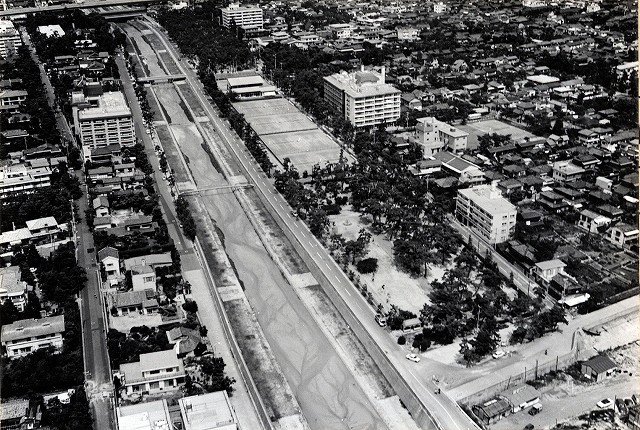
597;398;614;409
492;350;506;359
406;353;420;363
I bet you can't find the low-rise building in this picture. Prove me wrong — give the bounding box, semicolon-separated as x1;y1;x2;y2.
130;265;156;292
581;355;617;382
1;315;65;358
548;272;582;301
577;209;611;233
0;20;22;58
607;223;638;249
108;290;158;316
98;246;120;278
0;163;52;198
123;253;173;271
552;161;585;183
120;350;186;396
413;117;469;156
473;397;511;425
179;391;239;430
0;266;28;312
534;259;566;287
456;185;517;244
117;399;172;430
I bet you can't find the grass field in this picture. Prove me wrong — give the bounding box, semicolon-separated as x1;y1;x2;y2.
178;83;206;117
458;119;536;147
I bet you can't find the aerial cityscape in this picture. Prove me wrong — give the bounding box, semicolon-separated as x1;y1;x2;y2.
0;0;637;429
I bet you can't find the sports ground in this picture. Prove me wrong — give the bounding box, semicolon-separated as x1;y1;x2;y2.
234;98;351;173
458;119;536;147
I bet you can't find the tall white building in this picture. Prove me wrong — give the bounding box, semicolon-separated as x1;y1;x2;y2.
456;185;517;244
0;20;22;58
73;91;135;162
324;66;401;128
221;3;264;30
413;117;469;156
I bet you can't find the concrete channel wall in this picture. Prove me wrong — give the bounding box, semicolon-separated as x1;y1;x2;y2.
194;238;274;430
244;188;441;430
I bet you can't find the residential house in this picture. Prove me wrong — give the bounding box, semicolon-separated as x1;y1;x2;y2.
434;152;484;184
93;195;110;218
130;265;156;292
0;399;41;430
0;266;28;312
119;350;186;395
123;253;173;271
498;384;540;413
552;161;585;183
581;355;617;382
167;326;202;358
548;273;582;301
534;259;566;288
577;209;611;233
108;290;158;316
1;315;65;358
607;223;638;249
98;246;120;278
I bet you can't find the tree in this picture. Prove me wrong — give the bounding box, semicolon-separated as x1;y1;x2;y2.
307;207;330;239
0;300;20;329
356;257;378;274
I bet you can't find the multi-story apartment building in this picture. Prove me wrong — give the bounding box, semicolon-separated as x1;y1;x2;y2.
221;3;263;30
0;163;52;198
324;66;400;128
1;315;65;358
413;117;469;156
0;89;27;106
120;350;186;396
0;20;22;58
456;185;517;244
73;91;135;162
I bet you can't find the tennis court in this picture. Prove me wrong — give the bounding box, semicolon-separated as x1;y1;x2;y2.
458;119;536;147
233;98;350;173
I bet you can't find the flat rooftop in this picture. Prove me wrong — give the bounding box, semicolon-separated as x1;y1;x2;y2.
78;91;131;120
458;185;517;215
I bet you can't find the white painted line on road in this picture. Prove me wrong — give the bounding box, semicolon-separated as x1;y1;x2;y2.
316;252;322;259
345;290;351;296
301;231;306;238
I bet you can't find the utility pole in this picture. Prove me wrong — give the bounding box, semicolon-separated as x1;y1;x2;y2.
70;198;78;262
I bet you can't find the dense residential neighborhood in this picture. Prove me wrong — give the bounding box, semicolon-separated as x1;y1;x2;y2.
0;0;637;430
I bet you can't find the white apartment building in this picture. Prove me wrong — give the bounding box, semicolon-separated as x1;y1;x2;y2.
74;91;135;162
221;3;263;30
120;350;186;395
0;20;22;58
433;1;447;13
0;89;27;106
324;66;400;128
414;117;469;156
0;163;52;198
397;27;420;41
1;315;65;358
456;185;517;244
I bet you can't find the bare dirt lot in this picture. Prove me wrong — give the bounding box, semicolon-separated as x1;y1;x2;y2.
328;205;449;315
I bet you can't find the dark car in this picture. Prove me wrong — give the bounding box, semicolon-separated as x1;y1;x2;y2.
523;424;534;430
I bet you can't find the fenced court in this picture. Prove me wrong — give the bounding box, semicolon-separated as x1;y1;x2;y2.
458;119;537;147
234;98;351;173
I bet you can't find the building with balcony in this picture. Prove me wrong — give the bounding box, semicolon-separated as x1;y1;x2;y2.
0;163;52;198
1;315;65;358
119;350;186;396
324;66;400;128
0;89;27;106
221;3;263;30
456;185;517;244
0;266;28;312
73;91;135;162
0;20;22;58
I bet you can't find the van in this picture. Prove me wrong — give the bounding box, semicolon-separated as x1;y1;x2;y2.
529;404;542;416
375;314;387;327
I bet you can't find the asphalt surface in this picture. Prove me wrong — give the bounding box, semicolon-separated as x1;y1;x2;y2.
20;27;115;430
140;16;478;430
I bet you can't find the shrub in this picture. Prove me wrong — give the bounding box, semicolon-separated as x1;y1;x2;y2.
183;300;198;314
356;257;378;274
398;335;406;345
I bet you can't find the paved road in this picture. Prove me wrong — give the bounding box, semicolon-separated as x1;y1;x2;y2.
0;0;158;17
21;26;115;430
141;16;477;430
131;20;386;429
448;216;555;308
